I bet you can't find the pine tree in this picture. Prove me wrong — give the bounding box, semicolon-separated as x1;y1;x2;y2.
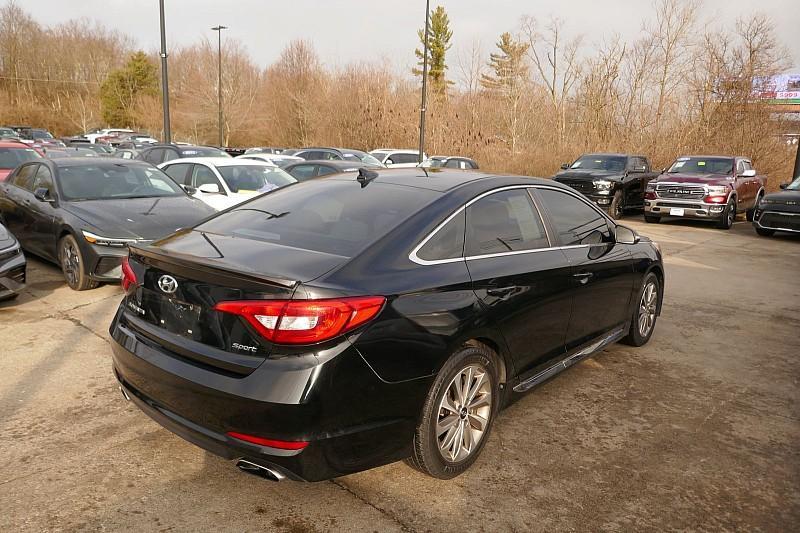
413;6;454;95
480;32;529;93
100;51;158;126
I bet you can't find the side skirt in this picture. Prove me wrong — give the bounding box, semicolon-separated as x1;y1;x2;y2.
512;326;626;393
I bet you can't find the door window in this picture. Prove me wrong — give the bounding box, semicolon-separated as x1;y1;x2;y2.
445;159;460;168
538;188;612;246
11;164;38;191
742;160;753;172
33;165;54;192
736;160;745;175
316;165;338;176
162;148;180;162
290;164;319;180
465;189;549;256
144;148;164;164
192;165;221;189
389;153;418;165
163;163;192;185
416;210;466;261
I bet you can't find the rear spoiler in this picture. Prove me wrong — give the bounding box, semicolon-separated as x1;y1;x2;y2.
129;244;298;290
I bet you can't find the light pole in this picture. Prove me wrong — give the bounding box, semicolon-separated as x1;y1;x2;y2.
158;0;171;143
417;0;430;164
211;25;227;148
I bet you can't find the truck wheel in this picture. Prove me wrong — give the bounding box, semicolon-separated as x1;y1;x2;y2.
716;198;735;230
608;191;624;220
644;215;660;224
755;227;774;237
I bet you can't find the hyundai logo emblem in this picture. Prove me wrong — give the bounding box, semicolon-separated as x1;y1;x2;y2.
158;275;179;294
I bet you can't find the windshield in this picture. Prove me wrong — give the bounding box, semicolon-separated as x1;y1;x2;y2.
179;147;230;158
0;147;42;169
31;130;54;139
342;150;383;166
58;163;185;201
786;177;800;191
667;157;733;174
217;165;297;194
197;179;437;257
570;155;627;171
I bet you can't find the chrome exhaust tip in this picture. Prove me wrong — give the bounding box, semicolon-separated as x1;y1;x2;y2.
236;459;286;482
119;385;131;401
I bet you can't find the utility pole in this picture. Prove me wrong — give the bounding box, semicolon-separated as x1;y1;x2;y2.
158;0;171;143
417;0;430;164
211;25;228;148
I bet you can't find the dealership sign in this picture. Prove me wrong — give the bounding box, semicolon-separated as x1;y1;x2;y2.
753;74;800;104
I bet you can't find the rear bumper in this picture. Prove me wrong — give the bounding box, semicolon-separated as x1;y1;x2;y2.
109;306;429;481
0;246;26;300
644;198;726;220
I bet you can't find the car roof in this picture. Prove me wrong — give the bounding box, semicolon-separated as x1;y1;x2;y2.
326;168;556;193
170;157;276;167
288;160;368;169
676;154;744;159
50;156;152;168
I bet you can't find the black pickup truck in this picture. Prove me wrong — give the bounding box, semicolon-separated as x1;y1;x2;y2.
552;153;659;219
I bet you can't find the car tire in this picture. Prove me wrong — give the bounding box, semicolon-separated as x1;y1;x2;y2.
405;342;499;479
622;272;660;347
755;227;774;237
608;190;624;220
644;215;660;224
58;234;98;291
716;198;736;229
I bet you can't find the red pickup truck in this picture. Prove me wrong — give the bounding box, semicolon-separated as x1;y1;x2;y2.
644;155;767;229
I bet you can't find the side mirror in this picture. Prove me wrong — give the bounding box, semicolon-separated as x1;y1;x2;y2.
34;187;53;202
560;163;570;170
780;182;788;190
197;183;221;194
740;169;757;177
660;167;667;174
385;159;394;166
182;185;197;195
615;225;640;245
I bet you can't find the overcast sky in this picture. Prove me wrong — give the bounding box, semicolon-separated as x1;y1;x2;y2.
21;0;800;76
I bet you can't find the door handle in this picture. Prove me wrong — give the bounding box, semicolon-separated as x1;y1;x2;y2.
486;287;515;298
573;272;594;285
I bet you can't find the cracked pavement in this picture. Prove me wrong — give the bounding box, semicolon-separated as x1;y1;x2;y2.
1;219;798;532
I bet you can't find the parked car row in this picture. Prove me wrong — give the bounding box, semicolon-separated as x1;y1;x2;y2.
552;152;799;237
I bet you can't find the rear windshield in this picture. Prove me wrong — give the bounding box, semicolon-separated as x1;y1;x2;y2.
0;147;42;169
197;179;437;257
668;157;733;174
179;147;230;158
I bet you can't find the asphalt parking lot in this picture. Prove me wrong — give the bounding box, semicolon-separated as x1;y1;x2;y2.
1;218;798;532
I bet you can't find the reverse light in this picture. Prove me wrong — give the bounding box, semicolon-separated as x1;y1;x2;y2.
227;431;309;450
214;296;386;345
121;256;137;291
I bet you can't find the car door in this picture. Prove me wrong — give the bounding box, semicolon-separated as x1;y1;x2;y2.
742;160;759;206
535;187;636;350
26;164;60;259
190;164;228;210
624;157;647;207
1;163;38;244
464;187;572;377
733;159;752;209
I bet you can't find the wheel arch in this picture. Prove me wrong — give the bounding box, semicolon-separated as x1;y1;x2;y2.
645;264;665;315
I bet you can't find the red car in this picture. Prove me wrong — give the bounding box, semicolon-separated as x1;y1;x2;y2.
0;141;43;181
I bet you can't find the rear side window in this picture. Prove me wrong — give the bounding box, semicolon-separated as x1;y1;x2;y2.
289;164;318;180
197;180;436;257
465;189;549;256
163;163;192;185
417;210;465;261
538;188;612;246
12;164;38;191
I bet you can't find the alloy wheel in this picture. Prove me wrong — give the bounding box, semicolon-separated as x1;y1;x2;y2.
61;240;80;287
436;364;492;462
638;280;658;337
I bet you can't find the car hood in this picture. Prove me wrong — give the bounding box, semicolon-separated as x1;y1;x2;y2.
553;170;621;181
761;189;800;212
654;173;733;186
0;223;17;250
62;196;215;240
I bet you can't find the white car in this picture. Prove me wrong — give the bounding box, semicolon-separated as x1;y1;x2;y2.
369;149;427;168
159;157;297;211
235;153;304;167
83;128;135;144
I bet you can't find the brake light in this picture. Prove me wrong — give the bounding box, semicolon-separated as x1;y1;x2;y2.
227;431;308;450
214;296;386;344
121;256;137;291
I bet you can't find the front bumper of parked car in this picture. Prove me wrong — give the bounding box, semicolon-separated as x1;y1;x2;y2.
752;207;800;233
644;198;727;220
109;305;429;481
0;243;26;300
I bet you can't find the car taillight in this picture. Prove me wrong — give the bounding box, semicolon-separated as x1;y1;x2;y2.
226;431;309;450
121;256;137;291
214;296;386;345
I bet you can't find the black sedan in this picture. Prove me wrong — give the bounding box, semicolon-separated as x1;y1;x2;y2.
283;159;375;181
0;221;25;301
0;158;215;290
752;176;800;236
110;168;663;481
